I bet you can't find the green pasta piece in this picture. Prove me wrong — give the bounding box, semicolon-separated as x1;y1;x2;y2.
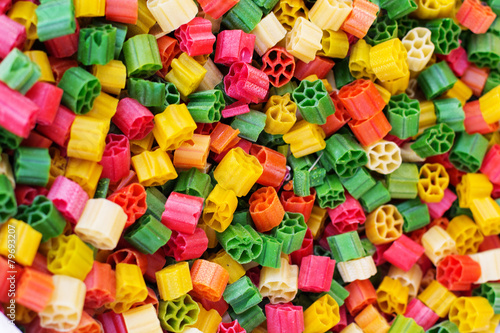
228;305;266;332
325;134;368;178
216;224;263;264
484;70;500;94
124;215;171;254
0;174;17;224
221;0;263;33
16;196;66;242
314;173;345;209
380;0;417;20
293;169;310;197
467;32;500;68
0;49;40;94
35;0;76;42
292;79;335;125
223;276;263;314
320;279;350;307
411;123;455;158
334;57;356;88
231;110;267;142
396;17;420;38
386;163;419;199
359;181;391;212
94;178;110;199
366;15;399;45
386;93;421;139
187;90;225;123
425;18;461;55
427;321;459;333
78;24;117;66
309;167;326;188
254;233;282;268
14;147;51;187
417;61;457;100
123;34;162;78
272;212;307;254
58;67;101;115
388;315;424;333
127;78;165;107
434;98;465;132
397;198;430;233
472;283;500;314
145;187;167;221
449;132;489;173
173;168;213;199
327;231;366;262
339;167;376;200
158;294;200;332
0;126;22;150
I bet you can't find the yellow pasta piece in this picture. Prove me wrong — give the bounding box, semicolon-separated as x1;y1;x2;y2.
418;280;457;317
318;29;349;59
131;149;178;187
370;38;409;82
377;70;410;95
153;103;197;151
418;163;449;203
303;295;340;333
39;275;86;331
376;276;409;315
285;17;322;63
259;257;298;304
202;185;238;233
388;264;423;299
209;250;245;284
130;132;155;155
421;225;457;265
46;234;94;280
401;27;435;72
456;173;493;209
449;297;494;333
417;100;437;135
365;205;404;245
364;140;402;175
189;302;222;333
309;0;353;31
85;91;118;121
156;262;193;301
349;39;376;81
147;0;198;33
24;50;54;83
123;304;163;333
92;60;127;95
0;219;42;267
337;256;377;283
442;79;473;107
251;12;287;56
74;198;128;250
65;158;103;198
447;215;484;255
307;205;328;240
470;197;500;236
67;116;109;163
107;263;148;313
273;0;310;31
165;53;207;99
412;0;455;20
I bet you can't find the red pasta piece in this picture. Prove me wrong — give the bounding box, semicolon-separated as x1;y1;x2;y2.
0;82;38;139
48;56;79;84
15;185;48;206
266;303;305;333
344;279;377;316
479;235;500;252
250;144;287;188
37;105;75;147
106;248;149;274
31;252;51;275
21;131;53;149
191;292;229;317
210;136;251;163
107;183;147;228
218;320;246;333
197;0;239;19
383;235;425;272
349;110;392;146
249;186;286;232
294;56;335;80
161;192;204;234
221;101;250;118
105;0;138;24
372;243;390;266
44;19;79;59
298;255;336;293
15;267;54;312
331;306;348;332
404;298;439;331
437;46;470;77
25;81;63;126
280;189;316;222
338;79;386;120
327;193;366;234
164;228;209;261
108;170;139;193
261;46;296;88
47;176;89;225
84;262;116;309
224;62;270;104
246;266;261;287
425;189;456;220
112;97;154;141
0;14;25;59
0;256;23;303
290;228;314;266
195;122;217;135
461;64;489;96
320;91;352;137
97;311;127;333
456;0;497;34
436;254;481;291
215;30;255;66
144;250;167;283
481;144;500;185
464;100;499;135
100;134;131;183
156;35;181;78
175;17;216;57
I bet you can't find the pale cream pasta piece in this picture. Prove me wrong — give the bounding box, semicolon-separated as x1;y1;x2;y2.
259;257;298;304
388;264;423;298
285;17;322;63
421;225;457;266
251;12;287;56
309;0;353;31
197;58;224;92
402;27;435;72
147;0;198;33
364;140;402;175
401;142;426;163
340;323;364;333
123;304;163;333
74;198;128;250
337;256;377;283
469;249;500;284
39;275;86;332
